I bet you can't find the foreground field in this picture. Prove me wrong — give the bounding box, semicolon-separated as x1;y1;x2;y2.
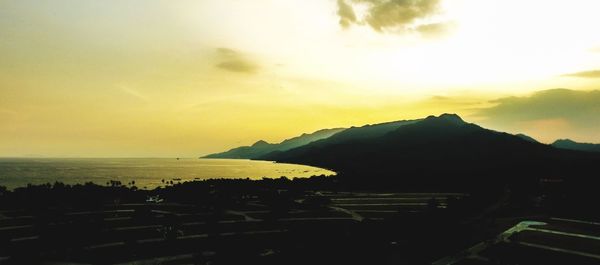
434;218;600;265
0;185;471;265
1;177;598;265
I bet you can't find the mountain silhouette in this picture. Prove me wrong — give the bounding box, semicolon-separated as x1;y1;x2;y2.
515;133;539;143
320;118;421;144
257;117;421;160
259;114;600;190
552;139;600;153
202;128;345;159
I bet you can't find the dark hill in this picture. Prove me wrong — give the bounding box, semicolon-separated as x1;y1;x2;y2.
515;133;539;143
260;114;600;190
552;139;600;153
260;117;420;159
203;116;421;159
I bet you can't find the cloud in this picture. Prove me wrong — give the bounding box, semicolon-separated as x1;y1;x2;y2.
364;0;440;31
215;48;258;74
336;0;449;34
216;61;258;74
562;70;600;78
118;85;149;103
430;95;449;100
337;0;357;28
216;48;237;56
473;89;600;142
416;22;454;37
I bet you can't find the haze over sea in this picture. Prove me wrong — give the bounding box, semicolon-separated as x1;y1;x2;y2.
0;158;335;190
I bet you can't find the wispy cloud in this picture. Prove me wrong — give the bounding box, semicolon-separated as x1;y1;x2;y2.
562;70;600;78
416;21;455;37
215;48;259;74
118;85;149;103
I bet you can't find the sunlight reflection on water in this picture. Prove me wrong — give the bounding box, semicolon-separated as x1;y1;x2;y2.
0;158;335;190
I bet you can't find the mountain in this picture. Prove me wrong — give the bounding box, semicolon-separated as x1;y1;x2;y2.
204;116;420;159
202;128;345;159
260;114;600;190
317;119;420;144
259;118;421;159
552;139;600;153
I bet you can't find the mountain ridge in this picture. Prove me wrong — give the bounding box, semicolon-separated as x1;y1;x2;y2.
202;127;345;159
258;114;600;190
552;139;600;153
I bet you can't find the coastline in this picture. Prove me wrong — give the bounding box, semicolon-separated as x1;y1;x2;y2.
0;158;335;191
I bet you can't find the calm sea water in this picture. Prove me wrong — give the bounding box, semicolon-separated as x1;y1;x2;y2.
0;158;335;190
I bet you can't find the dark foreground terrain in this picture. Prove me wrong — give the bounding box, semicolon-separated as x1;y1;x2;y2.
1;174;599;265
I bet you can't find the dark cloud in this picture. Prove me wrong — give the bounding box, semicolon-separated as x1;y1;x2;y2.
562;70;600;78
215;48;258;74
336;0;448;34
474;89;600;141
337;0;357;28
364;0;440;31
477;89;600;124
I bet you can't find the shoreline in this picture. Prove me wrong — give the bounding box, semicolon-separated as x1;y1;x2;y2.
0;158;336;191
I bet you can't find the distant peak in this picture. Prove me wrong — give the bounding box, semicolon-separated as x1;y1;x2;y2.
425;113;465;124
252;140;270;147
553;139;575;144
439;113;464;121
552;138;600;153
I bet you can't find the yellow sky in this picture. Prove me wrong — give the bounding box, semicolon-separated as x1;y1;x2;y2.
1;0;600;157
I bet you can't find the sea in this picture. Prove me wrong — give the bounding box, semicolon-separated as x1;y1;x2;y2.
0;158;335;190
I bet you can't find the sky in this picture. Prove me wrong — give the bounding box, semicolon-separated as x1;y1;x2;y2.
1;0;599;157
